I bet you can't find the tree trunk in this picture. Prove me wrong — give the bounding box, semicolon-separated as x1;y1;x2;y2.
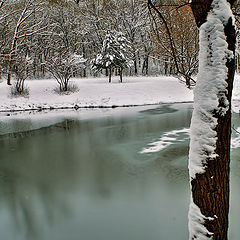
119;68;123;83
142;56;149;75
186;76;191;89
189;0;236;239
145;56;149;75
109;67;112;83
64;82;68;91
7;72;12;85
134;58;138;75
164;59;168;75
83;69;87;78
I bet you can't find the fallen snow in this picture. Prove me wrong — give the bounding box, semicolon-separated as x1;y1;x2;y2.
140;128;190;153
140;126;240;154
0;75;239;113
188;198;214;240
232;74;240;113
231;127;240;149
189;0;234;239
189;0;234;180
0;76;192;112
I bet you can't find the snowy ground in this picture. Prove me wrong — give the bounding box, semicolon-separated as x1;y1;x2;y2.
0;76;192;111
0;75;239;112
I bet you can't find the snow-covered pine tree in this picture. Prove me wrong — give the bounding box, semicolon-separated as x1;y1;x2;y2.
92;31;117;83
115;32;133;82
92;31;133;83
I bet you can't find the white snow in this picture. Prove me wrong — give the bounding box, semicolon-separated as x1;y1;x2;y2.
140;128;190;153
231;127;240;149
0;76;194;112
188;198;214;240
232;74;240;113
189;0;234;180
188;0;234;239
140;126;240;154
0;75;239;113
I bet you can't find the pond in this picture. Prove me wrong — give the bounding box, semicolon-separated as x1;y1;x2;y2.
0;104;239;240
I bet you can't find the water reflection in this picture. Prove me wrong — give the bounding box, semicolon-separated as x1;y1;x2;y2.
0;104;239;240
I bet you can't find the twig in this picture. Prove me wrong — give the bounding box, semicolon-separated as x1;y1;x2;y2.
232;125;240;134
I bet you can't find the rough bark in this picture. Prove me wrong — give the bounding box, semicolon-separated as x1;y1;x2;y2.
191;0;235;27
190;1;236;239
191;0;213;27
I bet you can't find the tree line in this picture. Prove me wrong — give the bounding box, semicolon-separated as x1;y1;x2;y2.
1;0;240;93
0;0;152;91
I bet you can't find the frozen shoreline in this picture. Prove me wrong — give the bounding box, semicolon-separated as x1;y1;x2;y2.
0;75;239;113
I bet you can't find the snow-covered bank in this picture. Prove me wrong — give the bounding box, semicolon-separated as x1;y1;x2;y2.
0;75;239;113
0;76;192;112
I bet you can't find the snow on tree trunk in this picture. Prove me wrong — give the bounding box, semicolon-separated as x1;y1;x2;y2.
189;0;236;239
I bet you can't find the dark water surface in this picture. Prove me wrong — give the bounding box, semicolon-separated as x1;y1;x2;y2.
0;104;239;240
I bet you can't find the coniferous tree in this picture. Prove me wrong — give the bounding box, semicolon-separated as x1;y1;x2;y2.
92;31;133;83
92;31;117;83
115;32;133;82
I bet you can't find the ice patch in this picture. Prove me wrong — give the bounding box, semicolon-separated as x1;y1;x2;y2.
140;128;190;154
231;127;240;149
140;125;240;155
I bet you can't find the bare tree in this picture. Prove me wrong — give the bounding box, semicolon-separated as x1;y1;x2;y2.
45;52;85;91
0;0;5;9
11;55;33;94
148;0;198;87
4;0;46;85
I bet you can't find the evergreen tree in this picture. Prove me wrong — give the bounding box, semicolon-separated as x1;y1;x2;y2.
92;31;133;83
115;32;133;82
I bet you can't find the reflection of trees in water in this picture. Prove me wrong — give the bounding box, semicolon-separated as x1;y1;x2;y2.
0;118;134;238
0;166;70;239
0;106;194;239
1;173;70;239
0;121;80;239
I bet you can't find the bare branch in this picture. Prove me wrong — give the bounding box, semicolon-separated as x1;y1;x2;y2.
233;125;240;134
0;0;5;9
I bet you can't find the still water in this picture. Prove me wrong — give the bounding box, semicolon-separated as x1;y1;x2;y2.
0;104;239;240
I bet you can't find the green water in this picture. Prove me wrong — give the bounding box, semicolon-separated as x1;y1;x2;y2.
0;104;239;240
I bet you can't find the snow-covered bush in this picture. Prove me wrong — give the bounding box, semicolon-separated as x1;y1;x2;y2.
45;53;85;92
92;31;133;83
11;56;33;95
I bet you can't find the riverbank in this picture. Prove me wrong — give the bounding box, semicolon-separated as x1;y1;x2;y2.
0;75;239;112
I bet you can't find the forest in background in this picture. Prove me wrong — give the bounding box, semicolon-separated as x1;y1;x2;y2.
0;0;240;89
